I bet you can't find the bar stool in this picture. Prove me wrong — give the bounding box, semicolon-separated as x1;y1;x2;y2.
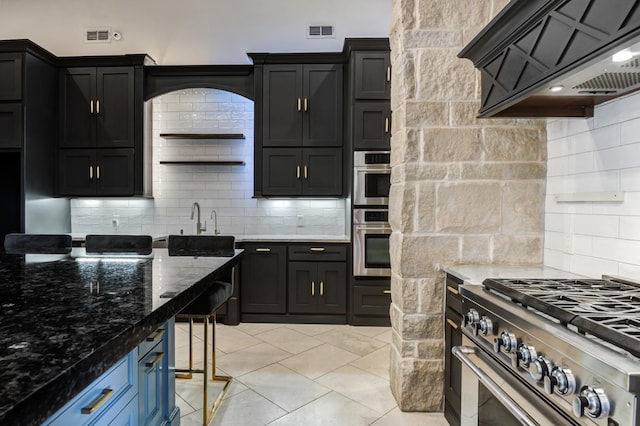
85;234;153;255
169;235;235;425
4;233;72;254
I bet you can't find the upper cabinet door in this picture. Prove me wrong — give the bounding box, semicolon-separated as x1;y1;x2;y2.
96;67;134;148
0;53;22;101
354;52;391;100
60;67;134;149
303;64;343;147
60;68;96;148
262;65;304;147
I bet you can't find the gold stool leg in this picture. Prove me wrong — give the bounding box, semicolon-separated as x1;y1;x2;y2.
204;313;232;425
175;316;194;379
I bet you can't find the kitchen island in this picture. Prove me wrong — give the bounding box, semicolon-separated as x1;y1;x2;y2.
0;247;243;425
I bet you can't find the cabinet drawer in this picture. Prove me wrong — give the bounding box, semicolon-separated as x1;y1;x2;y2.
138;325;166;360
43;350;137;426
288;244;347;261
353;285;391;316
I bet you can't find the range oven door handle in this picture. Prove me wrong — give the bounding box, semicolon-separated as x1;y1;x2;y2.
452;346;538;426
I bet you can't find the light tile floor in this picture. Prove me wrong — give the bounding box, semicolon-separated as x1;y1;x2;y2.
175;322;448;426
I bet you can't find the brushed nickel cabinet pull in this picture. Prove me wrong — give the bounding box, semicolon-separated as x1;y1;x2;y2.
446;285;459;295
304;98;308;111
81;388;113;414
296;165;301;179
311;281;315;296
446;318;459;329
383;290;392;294
146;328;165;342
89;166;93;179
386;66;391;82
96;100;100;114
256;248;271;252
385;117;390;133
90;100;94;114
310;247;325;252
297;98;302;112
96;166;100;180
145;352;165;368
320;281;324;296
304;165;308;179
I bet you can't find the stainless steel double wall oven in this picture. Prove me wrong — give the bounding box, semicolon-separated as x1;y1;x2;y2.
352;151;391;277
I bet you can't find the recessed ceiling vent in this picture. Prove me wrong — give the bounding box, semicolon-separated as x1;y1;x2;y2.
307;25;334;39
572;72;640;92
85;27;111;43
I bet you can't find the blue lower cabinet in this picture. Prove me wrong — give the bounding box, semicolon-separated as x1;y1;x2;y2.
138;341;165;425
42;351;137;426
43;319;178;426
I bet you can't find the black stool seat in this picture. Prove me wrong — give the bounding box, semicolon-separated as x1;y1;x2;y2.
180;281;233;316
4;233;72;254
85;235;152;255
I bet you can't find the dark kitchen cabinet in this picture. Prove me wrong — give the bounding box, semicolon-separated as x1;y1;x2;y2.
0;53;22;100
288;244;347;315
0;104;22;148
289;261;346;314
59;67;134;149
262;64;343;148
57;54;151;197
444;274;463;426
353;51;391;100
262;148;342;196
345;40;391;151
249;52;345;198
58;148;135;196
239;243;287;314
353;102;391;150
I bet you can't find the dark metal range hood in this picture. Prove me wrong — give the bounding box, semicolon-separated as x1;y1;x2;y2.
459;0;640;118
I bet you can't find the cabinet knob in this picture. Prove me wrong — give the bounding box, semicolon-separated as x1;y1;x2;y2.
297;98;302;112
296;165;301;179
311;281;315;296
304;98;308;112
304;165;308;179
96;166;100;180
90;99;94;114
89;165;93;180
320;281;324;296
96;100;100;114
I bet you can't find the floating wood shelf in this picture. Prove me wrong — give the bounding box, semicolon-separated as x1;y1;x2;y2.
159;160;245;166
159;133;245;139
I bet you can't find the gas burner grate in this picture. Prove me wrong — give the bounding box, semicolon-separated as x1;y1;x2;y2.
483;277;640;358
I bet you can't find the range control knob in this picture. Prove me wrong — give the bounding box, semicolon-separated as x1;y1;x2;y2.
529;356;553;381
493;331;517;353
573;385;610;419
512;344;537;369
479;316;493;336
543;366;576;395
465;308;480;326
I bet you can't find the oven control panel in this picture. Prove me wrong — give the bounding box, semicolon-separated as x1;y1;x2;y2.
459;289;637;426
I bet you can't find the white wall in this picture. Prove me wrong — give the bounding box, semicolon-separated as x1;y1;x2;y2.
70;88;348;237
0;0;391;64
545;91;640;279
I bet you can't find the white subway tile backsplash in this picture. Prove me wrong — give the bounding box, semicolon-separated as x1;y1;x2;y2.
545;91;640;276
70;88;347;237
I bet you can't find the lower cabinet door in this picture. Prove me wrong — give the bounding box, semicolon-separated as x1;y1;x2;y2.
444;307;462;426
316;262;346;314
240;244;287;313
288;262;317;313
138;342;165;426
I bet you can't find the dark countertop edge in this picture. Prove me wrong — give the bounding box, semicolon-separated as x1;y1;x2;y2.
1;251;243;426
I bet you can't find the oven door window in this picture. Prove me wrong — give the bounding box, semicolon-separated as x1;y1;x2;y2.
364;173;390;199
365;234;390;269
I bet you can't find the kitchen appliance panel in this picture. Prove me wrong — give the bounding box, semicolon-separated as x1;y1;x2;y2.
353;151;390;206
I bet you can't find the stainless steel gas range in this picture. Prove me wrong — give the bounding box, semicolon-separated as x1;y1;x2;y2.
456;277;640;426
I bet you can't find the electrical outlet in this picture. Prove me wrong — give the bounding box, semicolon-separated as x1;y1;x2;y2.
112;218;119;231
297;215;304;227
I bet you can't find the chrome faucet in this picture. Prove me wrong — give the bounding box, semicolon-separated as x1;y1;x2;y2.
190;202;206;235
211;210;220;235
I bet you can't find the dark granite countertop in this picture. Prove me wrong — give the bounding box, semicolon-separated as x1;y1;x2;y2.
0;248;243;425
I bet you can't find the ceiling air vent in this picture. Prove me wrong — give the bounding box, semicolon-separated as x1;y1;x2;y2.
307;25;334;39
85;27;111;43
